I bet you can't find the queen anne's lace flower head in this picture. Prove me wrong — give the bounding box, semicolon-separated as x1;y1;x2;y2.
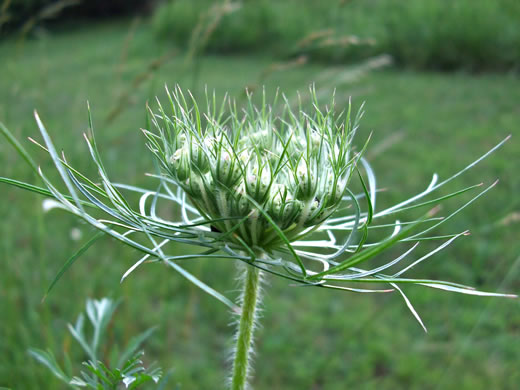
153;89;357;250
2;86;514;330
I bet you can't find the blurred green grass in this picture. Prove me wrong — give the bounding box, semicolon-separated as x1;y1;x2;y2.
0;21;519;389
152;0;520;72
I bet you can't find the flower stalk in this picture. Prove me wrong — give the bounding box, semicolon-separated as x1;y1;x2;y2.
231;265;262;390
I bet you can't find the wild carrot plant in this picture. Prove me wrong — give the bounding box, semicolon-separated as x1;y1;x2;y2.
29;298;164;389
0;87;516;389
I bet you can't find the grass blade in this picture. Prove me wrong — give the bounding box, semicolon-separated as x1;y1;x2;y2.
0;122;39;174
43;231;105;301
34;111;85;213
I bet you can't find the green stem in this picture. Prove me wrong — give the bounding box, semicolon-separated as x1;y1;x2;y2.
231;265;262;390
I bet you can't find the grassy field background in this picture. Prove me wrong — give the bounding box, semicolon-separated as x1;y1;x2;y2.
1;20;519;389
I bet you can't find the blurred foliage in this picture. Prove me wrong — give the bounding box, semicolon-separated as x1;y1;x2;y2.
152;0;309;54
152;0;520;72
382;0;520;71
0;0;152;35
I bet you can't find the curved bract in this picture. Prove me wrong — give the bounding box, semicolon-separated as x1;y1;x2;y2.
0;87;516;329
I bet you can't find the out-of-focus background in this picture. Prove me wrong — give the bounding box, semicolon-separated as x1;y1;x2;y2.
1;0;519;388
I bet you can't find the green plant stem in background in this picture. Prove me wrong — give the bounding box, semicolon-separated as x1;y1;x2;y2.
231;265;262;390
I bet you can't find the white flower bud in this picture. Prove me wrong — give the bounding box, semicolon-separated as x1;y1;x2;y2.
251;129;269;144
310;130;321;149
239;150;250;165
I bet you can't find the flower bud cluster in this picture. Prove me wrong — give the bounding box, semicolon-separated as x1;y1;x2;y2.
151;90;358;250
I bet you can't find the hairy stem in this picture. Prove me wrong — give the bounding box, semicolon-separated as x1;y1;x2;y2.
231;265;262;390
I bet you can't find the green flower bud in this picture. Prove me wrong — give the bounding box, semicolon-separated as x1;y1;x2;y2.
170;146;190;182
331;177;347;204
245;163;271;202
233;183;252;216
189;140;210;174
269;185;302;228
213;150;242;188
186;172;212;201
294;159;316;200
304;197;332;226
